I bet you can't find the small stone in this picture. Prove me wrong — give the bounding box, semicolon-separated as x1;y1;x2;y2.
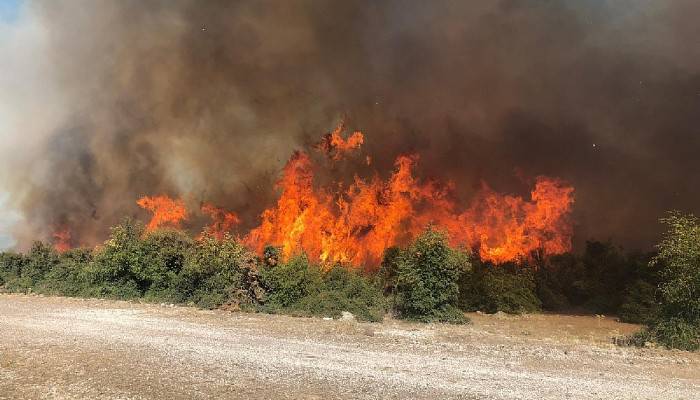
340;311;356;321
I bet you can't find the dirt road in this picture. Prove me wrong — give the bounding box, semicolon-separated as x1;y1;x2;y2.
0;294;698;399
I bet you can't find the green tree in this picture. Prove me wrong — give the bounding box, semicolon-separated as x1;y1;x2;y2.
394;228;470;323
180;233;261;308
634;212;700;350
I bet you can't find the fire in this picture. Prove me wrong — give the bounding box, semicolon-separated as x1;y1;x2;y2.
135;128;574;268
436;179;574;264
52;228;71;253
201;203;240;239
316;122;364;160
137;195;187;231
245;130;574;267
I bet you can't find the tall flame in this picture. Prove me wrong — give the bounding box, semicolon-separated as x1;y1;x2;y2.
245;130;574;267
137;195;187;231
134;128;574;268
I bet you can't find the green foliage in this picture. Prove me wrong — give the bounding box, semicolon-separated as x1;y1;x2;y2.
23;241;60;287
392;229;470;323
625;212;700;350
260;255;385;322
89;218;146;298
653;212;700;324
618;279;660;324
180;233;261;309
535;243;655;315
648;318;700;351
37;248;93;296
0;251;26;291
461;261;541;314
260;254;323;308
138;228;194;300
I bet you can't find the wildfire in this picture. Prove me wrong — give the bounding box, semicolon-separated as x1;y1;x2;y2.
201;203;240;239
244;132;574;267
137;195;187;231
316;122;364;160
52;228;71;253
134;127;574;268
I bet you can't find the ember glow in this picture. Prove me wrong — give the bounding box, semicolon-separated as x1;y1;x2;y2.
137;195;187;231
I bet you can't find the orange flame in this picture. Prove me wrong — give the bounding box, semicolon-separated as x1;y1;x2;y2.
201;203;240;239
52;228;71;253
137;195;187;231
316;122;364;160
245;130;574;268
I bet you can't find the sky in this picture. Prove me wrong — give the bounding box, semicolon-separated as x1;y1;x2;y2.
0;0;21;23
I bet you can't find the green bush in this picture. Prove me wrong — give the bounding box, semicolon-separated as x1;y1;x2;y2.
260;254;385;322
179;233;262;309
625;212;700;350
649;318;700;351
37;248;93;296
139;228;193;300
392;229;470;323
22;241;60;288
296;265;385;322
0;251;26;291
534;244;656;316
461;262;541;314
90;218;146;298
260;254;323;308
618;279;660;324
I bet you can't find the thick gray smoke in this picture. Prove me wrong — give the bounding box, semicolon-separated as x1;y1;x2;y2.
1;0;698;251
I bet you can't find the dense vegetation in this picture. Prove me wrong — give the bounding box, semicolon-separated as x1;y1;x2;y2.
3;213;698;351
627;212;700;351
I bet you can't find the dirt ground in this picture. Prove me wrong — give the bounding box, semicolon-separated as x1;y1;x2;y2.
0;294;698;399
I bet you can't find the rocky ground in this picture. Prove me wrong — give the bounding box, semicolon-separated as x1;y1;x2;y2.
0;293;698;399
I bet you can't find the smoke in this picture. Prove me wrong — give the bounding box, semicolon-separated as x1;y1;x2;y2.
0;0;698;251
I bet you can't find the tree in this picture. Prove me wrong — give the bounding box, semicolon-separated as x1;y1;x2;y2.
637;212;700;350
393;228;470;323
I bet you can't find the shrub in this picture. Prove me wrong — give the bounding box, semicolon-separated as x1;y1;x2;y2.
179;233;262;309
22;241;60;288
392;229;470;323
260;254;385;321
0;251;26;291
461;261;541;314
296;265;385;322
38;248;93;296
138;228;193;300
535;244;655;316
653;212;700;324
260;254;322;309
621;212;700;350
618;279;660;324
90;218;146;298
648;318;700;351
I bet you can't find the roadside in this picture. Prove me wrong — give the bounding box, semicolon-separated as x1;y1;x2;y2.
1;294;698;399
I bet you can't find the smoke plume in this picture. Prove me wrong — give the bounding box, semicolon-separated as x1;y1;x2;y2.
0;0;698;251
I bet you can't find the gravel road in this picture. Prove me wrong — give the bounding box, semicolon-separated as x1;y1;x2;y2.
0;294;698;399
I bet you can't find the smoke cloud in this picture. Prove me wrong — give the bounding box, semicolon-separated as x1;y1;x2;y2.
1;0;698;251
